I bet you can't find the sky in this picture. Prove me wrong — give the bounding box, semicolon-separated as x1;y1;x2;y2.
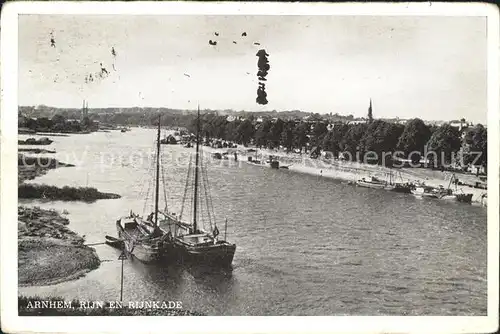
18;15;487;123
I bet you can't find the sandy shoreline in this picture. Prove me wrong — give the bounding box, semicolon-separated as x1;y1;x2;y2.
202;145;488;205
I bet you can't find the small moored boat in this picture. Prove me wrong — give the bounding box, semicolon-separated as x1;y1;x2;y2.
356;176;386;189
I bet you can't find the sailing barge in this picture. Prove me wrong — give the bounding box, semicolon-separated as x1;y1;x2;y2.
115;110;236;267
115;116;174;263
167;106;236;267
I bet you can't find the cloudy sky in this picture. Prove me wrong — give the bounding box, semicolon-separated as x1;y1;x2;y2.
19;15;487;123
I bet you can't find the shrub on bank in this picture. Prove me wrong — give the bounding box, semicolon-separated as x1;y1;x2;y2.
18;184;121;202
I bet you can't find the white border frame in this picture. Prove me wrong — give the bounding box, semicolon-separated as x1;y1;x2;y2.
1;2;499;333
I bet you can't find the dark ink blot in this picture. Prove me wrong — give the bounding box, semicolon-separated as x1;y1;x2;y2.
209;40;217;46
256;83;268;105
100;63;109;76
255;49;270;104
242;32;247;37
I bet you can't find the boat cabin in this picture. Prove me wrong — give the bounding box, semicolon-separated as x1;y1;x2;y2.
177;233;214;246
160;213;191;237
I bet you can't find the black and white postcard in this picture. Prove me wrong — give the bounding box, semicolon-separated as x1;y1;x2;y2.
1;2;498;333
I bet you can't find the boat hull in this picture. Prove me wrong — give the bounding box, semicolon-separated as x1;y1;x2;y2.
412;187;472;203
116;221;174;264
412;188;439;198
173;241;236;267
455;193;473;203
388;184;413;193
356;181;386;189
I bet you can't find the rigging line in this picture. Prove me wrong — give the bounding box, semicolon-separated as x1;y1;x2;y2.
202;150;212;232
151;150;158;213
138;135;157;200
190;150;196;227
205;159;214;231
161;156;168;213
198;149;205;232
200;150;209;232
200;153;213;231
199;152;206;222
206;159;216;224
179;154;193;221
143;153;155;216
203;153;217;229
136;147;155;199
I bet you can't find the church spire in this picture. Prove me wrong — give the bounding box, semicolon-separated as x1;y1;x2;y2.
368;98;373;123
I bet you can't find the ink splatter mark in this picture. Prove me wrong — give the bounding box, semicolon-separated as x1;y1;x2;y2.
256;49;270;105
256;82;268;105
111;47;116;57
184;73;191;78
233;41;237;44
242;32;247;37
215;32;219;36
50;31;56;48
99;63;109;78
209;40;217;46
253;42;261;46
256;49;270;81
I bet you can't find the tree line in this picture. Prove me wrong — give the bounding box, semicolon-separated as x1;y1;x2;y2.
188;114;487;169
19;108;487;170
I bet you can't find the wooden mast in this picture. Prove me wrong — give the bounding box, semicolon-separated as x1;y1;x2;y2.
193;106;200;233
154;115;161;227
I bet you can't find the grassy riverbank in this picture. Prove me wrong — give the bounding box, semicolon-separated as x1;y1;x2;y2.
18;296;204;316
19;184;121;202
18;206;100;287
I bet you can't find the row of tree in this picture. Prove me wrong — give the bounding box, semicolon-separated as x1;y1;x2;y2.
188;114;487;168
19;109;487;169
19;114;96;133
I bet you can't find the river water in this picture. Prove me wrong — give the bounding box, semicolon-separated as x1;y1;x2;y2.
19;128;487;315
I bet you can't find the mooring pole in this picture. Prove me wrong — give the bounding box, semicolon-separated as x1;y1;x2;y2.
118;250;127;302
224;218;228;241
120;258;124;302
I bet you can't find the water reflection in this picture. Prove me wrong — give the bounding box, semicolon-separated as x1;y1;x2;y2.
185;264;234;291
